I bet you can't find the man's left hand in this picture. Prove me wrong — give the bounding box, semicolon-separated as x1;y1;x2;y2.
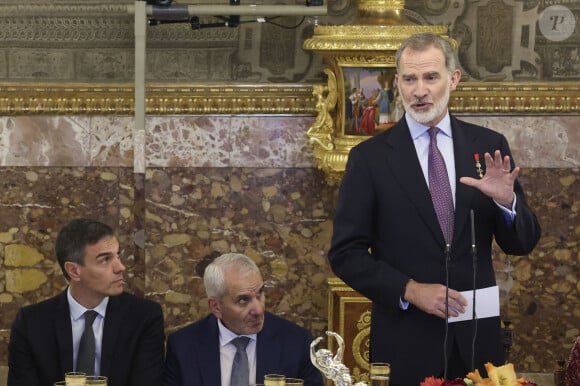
459;150;517;208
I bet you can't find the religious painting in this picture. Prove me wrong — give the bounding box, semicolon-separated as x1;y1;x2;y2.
342;67;400;137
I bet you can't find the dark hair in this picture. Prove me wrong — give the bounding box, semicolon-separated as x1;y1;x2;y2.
395;32;457;73
55;218;115;280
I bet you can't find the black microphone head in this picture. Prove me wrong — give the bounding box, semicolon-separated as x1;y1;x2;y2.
147;0;173;6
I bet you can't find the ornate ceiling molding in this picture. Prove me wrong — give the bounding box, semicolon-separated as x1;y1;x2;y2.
0;3;131;16
0;81;578;116
0;83;318;115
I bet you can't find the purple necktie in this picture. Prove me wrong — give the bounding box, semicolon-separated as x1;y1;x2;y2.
428;127;454;243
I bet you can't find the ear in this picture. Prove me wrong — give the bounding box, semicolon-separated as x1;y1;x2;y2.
64;261;82;282
449;69;462;91
208;297;222;319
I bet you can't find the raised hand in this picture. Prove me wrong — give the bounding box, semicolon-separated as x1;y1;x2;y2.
459;150;518;207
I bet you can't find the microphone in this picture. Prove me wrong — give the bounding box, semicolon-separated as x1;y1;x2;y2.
470;209;478;371
443;209;452;380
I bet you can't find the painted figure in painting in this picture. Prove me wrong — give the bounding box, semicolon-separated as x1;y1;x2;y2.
358;88;380;135
376;74;395;125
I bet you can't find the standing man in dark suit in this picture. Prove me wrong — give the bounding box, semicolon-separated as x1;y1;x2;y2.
163;253;324;386
8;218;165;386
328;32;541;386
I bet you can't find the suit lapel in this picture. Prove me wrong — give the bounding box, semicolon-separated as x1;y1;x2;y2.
55;290;74;374
256;314;280;382
200;315;223;386
451;116;479;242
383;120;444;245
101;295;122;376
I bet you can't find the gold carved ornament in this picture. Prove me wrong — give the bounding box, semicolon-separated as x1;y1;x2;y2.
307;68;338;152
0;83;317;116
351;311;372;383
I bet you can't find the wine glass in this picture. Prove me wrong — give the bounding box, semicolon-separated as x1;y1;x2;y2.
264;374;286;385
285;378;304;385
65;372;86;386
86;375;108;385
369;362;390;386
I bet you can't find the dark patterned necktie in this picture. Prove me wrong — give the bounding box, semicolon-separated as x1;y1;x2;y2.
77;310;98;375
428;126;454;243
230;336;250;386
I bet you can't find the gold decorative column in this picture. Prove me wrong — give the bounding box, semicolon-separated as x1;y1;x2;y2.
304;0;450;183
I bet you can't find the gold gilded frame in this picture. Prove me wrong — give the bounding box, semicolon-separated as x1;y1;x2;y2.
327;277;372;384
0;83;318;115
1;81;578;116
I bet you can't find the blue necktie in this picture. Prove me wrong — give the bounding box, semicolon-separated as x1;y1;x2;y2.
230;336;250;386
428;126;454;243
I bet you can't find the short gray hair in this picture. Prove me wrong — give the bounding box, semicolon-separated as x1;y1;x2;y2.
203;253;260;299
395;32;457;73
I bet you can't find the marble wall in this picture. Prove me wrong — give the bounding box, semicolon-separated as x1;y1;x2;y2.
0;113;578;378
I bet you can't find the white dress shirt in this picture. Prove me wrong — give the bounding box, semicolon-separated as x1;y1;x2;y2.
217;319;258;386
67;288;108;375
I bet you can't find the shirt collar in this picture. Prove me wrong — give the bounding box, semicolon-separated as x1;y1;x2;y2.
67;286;109;321
405;112;452;140
216;318;257;347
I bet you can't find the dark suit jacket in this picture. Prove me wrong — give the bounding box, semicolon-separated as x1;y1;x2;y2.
8;290;165;386
163;312;324;386
328;115;541;384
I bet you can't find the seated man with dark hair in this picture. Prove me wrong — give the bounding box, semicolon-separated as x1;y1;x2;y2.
163;252;324;386
8;218;165;386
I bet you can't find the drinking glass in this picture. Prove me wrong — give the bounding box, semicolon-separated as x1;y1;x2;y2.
85;375;108;385
285;378;304;385
65;372;86;386
369;362;390;386
264;374;286;385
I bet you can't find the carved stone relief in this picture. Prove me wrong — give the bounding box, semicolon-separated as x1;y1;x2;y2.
0;0;577;83
0;0;352;83
405;0;580;81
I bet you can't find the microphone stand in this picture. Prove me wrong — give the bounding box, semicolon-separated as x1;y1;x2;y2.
470;209;478;371
443;214;452;381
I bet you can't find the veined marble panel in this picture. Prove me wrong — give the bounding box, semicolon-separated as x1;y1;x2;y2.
0;116;136;167
0;113;578;374
460;115;580;168
1;115;578;168
145;167;335;334
228;116;317;168
146;115;234;168
0;167;140;319
90;116;134;167
0;116;91;166
145;115;317;168
0;165;577;374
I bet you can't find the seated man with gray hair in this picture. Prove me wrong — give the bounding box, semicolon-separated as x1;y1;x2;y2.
163;252;324;386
